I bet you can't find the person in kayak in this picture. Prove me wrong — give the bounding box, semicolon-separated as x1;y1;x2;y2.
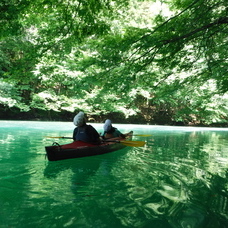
102;119;132;139
73;111;101;144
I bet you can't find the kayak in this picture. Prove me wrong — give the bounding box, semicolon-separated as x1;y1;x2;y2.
45;134;133;161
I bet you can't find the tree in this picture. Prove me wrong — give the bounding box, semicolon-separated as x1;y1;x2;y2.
0;0;227;124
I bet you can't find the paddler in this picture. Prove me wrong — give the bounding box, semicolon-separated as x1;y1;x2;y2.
73;111;101;144
102;119;132;139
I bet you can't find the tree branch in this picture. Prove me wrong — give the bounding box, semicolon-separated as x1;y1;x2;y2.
162;17;228;44
132;0;203;45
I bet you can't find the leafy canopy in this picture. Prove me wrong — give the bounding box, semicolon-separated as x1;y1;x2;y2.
0;0;227;124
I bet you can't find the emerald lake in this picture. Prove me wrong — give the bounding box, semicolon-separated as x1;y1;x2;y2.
0;121;228;228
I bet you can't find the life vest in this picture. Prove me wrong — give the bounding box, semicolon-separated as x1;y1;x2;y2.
103;128;122;139
75;126;91;142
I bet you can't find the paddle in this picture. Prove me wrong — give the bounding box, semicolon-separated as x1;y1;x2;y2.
45;136;146;147
45;136;72;139
106;140;146;147
131;134;152;137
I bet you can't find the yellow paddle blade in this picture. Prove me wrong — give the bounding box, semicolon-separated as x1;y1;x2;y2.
133;134;152;137
120;140;146;147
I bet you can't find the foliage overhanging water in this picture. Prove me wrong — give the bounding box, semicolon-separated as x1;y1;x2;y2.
0;121;228;228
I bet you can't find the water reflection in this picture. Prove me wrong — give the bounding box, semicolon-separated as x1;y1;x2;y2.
105;131;228;227
0;121;228;228
41;130;228;227
44;149;129;198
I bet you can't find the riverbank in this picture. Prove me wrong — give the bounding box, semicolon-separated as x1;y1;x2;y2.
0;108;227;127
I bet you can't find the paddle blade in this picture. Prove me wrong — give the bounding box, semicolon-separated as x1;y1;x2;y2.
133;134;152;137
120;140;146;147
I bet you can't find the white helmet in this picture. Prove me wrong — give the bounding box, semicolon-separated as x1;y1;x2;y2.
73;111;85;127
104;119;112;132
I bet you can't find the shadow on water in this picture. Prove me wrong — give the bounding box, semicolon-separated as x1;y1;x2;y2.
43;147;130;194
43;157;101;179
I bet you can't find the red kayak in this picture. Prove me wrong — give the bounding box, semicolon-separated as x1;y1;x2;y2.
45;134;133;161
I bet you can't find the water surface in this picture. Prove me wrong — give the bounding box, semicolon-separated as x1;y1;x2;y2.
0;121;228;228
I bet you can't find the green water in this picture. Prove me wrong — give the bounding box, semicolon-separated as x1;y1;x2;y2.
0;121;228;228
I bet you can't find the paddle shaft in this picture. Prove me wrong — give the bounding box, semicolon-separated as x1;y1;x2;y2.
104;140;146;147
45;136;72;139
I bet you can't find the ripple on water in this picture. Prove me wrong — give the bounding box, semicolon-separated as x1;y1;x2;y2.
1;123;228;227
108;145;227;227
